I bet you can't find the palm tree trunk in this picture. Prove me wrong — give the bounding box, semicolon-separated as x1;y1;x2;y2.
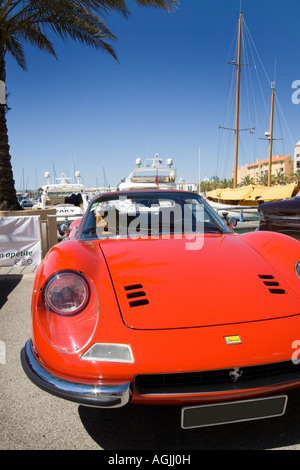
0;47;21;211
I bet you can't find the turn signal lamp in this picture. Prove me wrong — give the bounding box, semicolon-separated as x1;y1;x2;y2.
82;343;134;363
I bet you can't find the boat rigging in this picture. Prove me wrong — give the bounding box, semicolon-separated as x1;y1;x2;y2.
206;11;298;220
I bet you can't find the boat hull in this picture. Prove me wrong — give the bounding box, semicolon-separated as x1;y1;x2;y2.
55;205;84;223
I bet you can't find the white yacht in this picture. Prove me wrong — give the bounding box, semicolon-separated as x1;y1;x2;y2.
118;154;177;191
35;171;89;224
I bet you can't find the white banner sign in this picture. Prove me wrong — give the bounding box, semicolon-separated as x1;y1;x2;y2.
0;216;42;266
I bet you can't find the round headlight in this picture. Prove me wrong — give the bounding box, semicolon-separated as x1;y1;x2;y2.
44;271;90;316
37;271;98;353
296;260;300;280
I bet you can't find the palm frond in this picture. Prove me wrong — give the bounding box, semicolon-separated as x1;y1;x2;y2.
77;0;130;17
133;0;179;11
18;23;57;57
5;34;27;69
40;3;119;59
0;0;179;68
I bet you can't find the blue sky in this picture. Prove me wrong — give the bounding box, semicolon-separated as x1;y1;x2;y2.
6;0;300;190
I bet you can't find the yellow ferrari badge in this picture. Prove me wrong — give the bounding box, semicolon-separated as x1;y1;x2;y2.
224;335;242;345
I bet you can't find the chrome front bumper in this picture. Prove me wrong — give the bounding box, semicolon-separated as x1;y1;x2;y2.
21;340;132;408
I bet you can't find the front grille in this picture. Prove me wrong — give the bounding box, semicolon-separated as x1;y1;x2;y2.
134;361;300;395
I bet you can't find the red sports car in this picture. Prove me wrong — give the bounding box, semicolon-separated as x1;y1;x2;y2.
21;190;300;429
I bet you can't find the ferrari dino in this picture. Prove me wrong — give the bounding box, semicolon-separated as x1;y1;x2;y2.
21;190;300;428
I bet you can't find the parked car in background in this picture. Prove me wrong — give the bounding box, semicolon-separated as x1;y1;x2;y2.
20;198;34;208
258;194;300;241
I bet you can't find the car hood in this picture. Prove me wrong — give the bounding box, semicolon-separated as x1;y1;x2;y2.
99;234;300;330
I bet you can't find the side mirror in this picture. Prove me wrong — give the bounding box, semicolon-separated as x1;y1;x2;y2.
58;223;69;236
222;211;237;228
227;217;237;228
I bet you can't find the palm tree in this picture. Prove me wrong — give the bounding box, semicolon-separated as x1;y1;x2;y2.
219;178;229;189
257;172;275;186
0;0;178;210
200;180;212;193
241;175;255;186
293;169;300;187
273;170;288;185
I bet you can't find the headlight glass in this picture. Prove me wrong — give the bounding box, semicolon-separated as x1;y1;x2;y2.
44;271;89;315
37;270;98;353
296;260;300;280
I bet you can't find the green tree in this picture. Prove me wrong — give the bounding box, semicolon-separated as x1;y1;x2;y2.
0;0;178;210
241;175;255;186
273;170;288;185
200;180;212;193
293;169;300;186
219;178;229;189
257;172;275;186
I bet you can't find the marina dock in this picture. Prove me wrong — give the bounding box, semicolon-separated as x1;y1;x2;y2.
234;220;259;233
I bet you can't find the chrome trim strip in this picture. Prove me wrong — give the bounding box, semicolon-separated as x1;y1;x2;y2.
21;340;131;408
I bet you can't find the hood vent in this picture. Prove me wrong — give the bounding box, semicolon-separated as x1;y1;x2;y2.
258;275;286;295
124;284;149;308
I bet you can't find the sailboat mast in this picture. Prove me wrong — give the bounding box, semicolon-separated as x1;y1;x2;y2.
268;83;275;186
233;12;242;189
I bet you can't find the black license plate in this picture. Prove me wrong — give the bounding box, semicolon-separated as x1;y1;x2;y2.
181;395;287;429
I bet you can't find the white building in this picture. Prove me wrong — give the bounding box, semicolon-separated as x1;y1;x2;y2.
176;177;198;192
294;140;300;173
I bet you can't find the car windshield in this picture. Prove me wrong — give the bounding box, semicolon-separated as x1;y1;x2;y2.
79;191;230;240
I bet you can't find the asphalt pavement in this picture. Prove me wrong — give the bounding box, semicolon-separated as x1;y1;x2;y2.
2;271;300;451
